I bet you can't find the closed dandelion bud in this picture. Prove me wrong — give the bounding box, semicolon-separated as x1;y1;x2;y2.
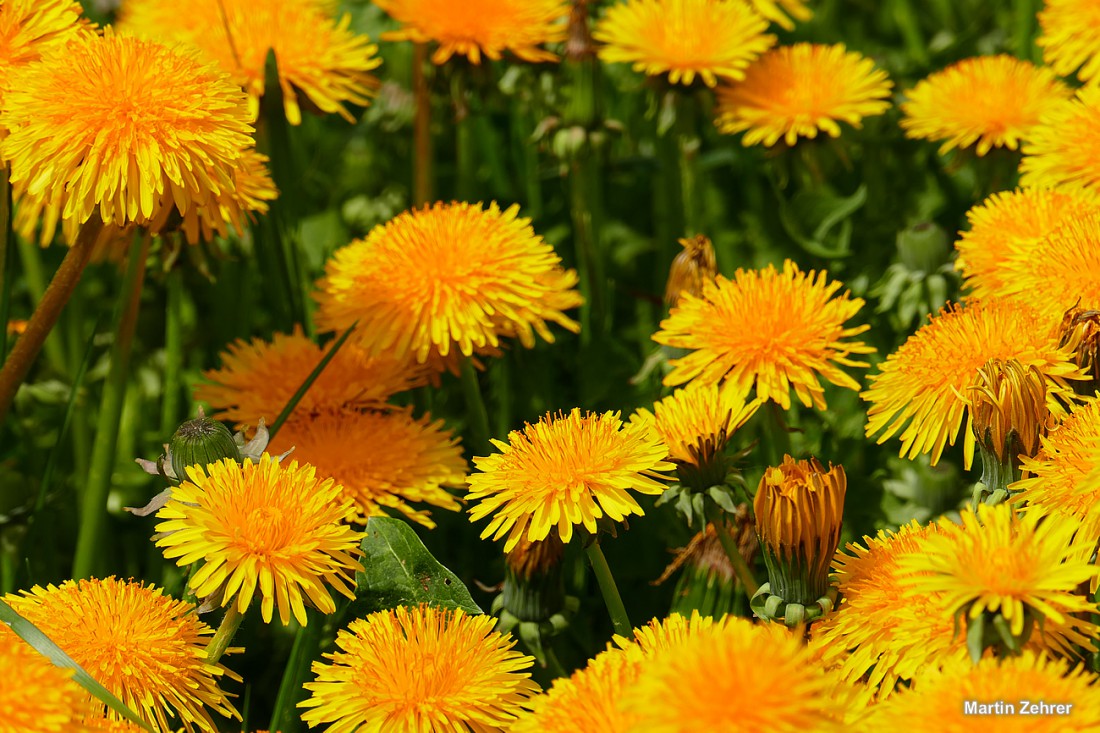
665;235;717;308
751;455;845;627
1059;305;1100;396
169;415;241;479
501;534;567;622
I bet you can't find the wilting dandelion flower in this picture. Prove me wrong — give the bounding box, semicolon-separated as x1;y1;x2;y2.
467;408;673;552
272;407;467;528
4;577;238;733
594;0;774;87
0;0;87;108
374;0;567;65
955;188;1099;301
121;0;382;124
1059;305;1100;395
654;260;873;410
863;301;1080;466
1020;87;1100;192
315;202;581;365
664;235;717;307
715;44;892;147
900;56;1071;156
300;605;538;732
1038;0;1100;85
749;0;811;30
155;456;364;626
0;623;89;732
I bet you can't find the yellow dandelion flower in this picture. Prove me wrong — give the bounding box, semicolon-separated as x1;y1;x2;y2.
653;259;873;410
0;0;87;109
812;522;969;697
179;147;278;245
955;188;1099;301
715;44;892;147
862;300;1081;466
1020;87;1100;192
2;31;255;245
78;718;147;732
194;327;430;428
748;0;811;31
467;408;674;552
899;504;1100;654
1039;0;1100;85
594;0;774;88
375;0;568;65
900;55;1072;156
1059;305;1100;395
512;645;638;733
120;0;382;124
0;623;88;733
154;456;364;626
4;577;238;733
271;407;467;528
300;605;538;732
314;202;581;365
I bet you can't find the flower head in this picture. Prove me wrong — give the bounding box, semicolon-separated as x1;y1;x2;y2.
654;259;873;410
120;0;382;124
467;408;674;552
1039;0;1100;85
1020;86;1100;192
375;0;567;65
4;577;238;733
272;407;467;528
0;623;88;732
665;234;717;307
862;300;1080;466
315;202;581;364
2;31;256;245
966;358;1054;483
0;0;87;108
1060;305;1100;395
749;0;811;30
300;605;538;732
594;0;774;88
900;55;1071;156
512;645;638;733
154;456;364;626
715;44;892;147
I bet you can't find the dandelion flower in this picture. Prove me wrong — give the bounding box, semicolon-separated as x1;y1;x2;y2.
314;202;581;365
154;456;364;626
195;327;430;428
862;300;1080;466
0;0;87;108
300;605;538;732
955;188;1099;301
121;0;382;124
715;44;892;147
654;259;873;410
375;0;568;65
0;623;89;732
1039;0;1100;85
512;645;638;733
272;407;467;528
594;0;774;88
1;31;255;245
1020;87;1100;192
749;0;811;30
4;577;238;733
900;55;1071;156
467;408;674;552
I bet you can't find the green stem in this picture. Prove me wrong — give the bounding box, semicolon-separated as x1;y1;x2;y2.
0;218;103;426
674;90;701;236
206;605;244;667
546;646;567;678
1013;0;1038;62
704;504;759;597
0;165;11;361
452;69;475;201
269;613;323;733
413;43;433;207
460;356;491;457
760;401;792;469
161;268;184;437
269;323;357;441
72;230;149;580
585;541;632;638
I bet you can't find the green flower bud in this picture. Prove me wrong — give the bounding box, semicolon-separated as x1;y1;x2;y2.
169;415;241;479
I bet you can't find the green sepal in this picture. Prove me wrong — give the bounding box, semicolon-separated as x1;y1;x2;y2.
966;611;986;663
707;485;739;513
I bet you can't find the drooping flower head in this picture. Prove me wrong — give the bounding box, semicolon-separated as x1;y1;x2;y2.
0;0;87;108
1059;305;1100;395
594;0;775;88
900;55;1072;156
862;300;1081;466
665;234;717;307
4;577;238;733
0;623;89;732
749;0;811;30
155;456;365;626
300;605;538;732
2;30;257;245
120;0;382;124
715;44;892;147
315;202;581;365
1020;86;1100;192
374;0;568;65
654;259;873;410
272;407;467;528
467;408;674;552
1038;0;1100;85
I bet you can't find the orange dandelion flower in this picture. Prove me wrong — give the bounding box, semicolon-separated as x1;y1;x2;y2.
155;456;364;626
715;44;892;147
4;577;238;733
862;300;1080;466
653;259;873;410
1039;0;1100;85
314;202;581;365
594;0;775;87
512;645;638;733
374;0;568;65
900;55;1072;156
467;408;674;552
1020;86;1100;193
0;0;87;109
748;0;811;31
0;623;89;732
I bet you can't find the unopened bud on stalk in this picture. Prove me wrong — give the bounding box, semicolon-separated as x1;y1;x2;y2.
658;513;757;618
170;413;242;479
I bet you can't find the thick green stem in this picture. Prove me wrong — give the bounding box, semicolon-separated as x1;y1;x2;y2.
585;541;632;638
270;613;323;733
704;504;759;597
0;218;103;426
1014;0;1038;62
413;43;433;207
206;605;245;667
72;231;149;580
161;268;184;437
460;357;491;457
674;90;701;236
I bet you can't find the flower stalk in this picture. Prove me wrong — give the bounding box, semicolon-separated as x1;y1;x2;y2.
704;503;758;596
413;42;433;206
585;539;632;638
206;604;244;667
459;356;492;457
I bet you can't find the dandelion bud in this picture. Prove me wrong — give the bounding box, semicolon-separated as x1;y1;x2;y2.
664;235;717;308
169;414;241;480
660;514;757;619
501;535;567;623
1059;305;1100;397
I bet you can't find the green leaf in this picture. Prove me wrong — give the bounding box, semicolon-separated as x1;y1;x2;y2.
0;599;154;732
353;517;483;616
